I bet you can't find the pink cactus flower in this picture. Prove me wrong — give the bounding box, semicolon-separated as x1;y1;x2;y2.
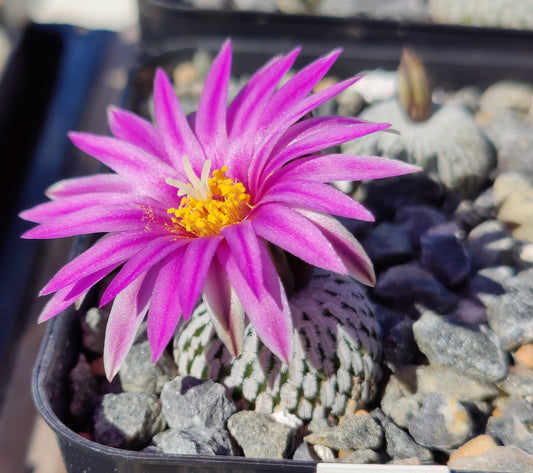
21;40;420;379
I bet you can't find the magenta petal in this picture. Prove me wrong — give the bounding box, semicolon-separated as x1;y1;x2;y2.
37;264;119;323
40;232;153;295
178;236;222;318
249;76;362;192
297;208;376;286
202;258;244;357
226;48;300;176
147;250;185;362
100;236;185;307
259;77;362;163
37;289;79;323
45;174;132;200
68;132;177;201
153;69;205;172
21;203;146;239
227;48;299;137
272;154;423;184
104;268;156;380
264;49;342;126
262;118;390;179
260;180;375;221
108;106;169;163
218;241;292;364
270;116;366;156
251;202;346;274
20;192;155;224
195;40;231;167
292;76;361;122
220;220;264;298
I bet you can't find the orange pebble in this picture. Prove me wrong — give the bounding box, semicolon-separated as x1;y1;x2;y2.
448;435;498;463
515;344;533;368
337;450;352;458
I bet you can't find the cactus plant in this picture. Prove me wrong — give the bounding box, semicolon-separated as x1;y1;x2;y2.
342;48;496;197
428;0;533;30
173;269;382;420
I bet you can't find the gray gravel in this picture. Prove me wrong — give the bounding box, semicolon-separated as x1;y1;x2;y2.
160;376;236;429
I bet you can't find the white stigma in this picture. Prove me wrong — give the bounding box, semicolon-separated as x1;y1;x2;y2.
165;157;212;201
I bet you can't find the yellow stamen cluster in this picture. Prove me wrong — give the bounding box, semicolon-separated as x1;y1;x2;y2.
167;165;251;237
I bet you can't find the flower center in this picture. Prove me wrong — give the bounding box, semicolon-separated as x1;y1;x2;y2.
166;157;252;237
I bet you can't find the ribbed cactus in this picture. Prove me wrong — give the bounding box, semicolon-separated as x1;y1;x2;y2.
428;0;533;30
173;269;382;420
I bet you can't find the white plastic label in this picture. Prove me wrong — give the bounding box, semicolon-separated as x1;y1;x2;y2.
317;464;450;473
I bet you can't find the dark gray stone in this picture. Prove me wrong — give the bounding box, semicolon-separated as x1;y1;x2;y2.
307;417;331;432
473;186;497;216
413;311;509;381
468;266;513;306
487;414;533;455
415;365;499;401
424;220;465;238
408;393;474;449
496;398;533;423
508;267;533;291
467;219;517;269
161;376;236;430
448;446;533;473
292;442;320;461
372;409;433;462
455;187;496;230
374;263;459;313
381;375;422;429
486;292;533;350
454;298;488;325
152;427;234;455
227;411;294;459
480;82;533;114
81;307;109;354
336;449;383;464
361;173;444;221
482;111;533;177
374;304;417;368
305;414;383;451
69;354;97;425
383;318;417;369
454;199;486;230
489;397;533;454
497;366;533;398
362;222;415;268
118;340;178;394
93;392;165;450
420;233;471;287
394;205;448;245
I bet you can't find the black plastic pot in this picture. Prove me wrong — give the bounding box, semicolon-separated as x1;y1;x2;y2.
32;12;533;473
137;0;533;90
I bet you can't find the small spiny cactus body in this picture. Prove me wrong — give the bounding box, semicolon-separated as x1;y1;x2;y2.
429;0;533;30
173;269;382;420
